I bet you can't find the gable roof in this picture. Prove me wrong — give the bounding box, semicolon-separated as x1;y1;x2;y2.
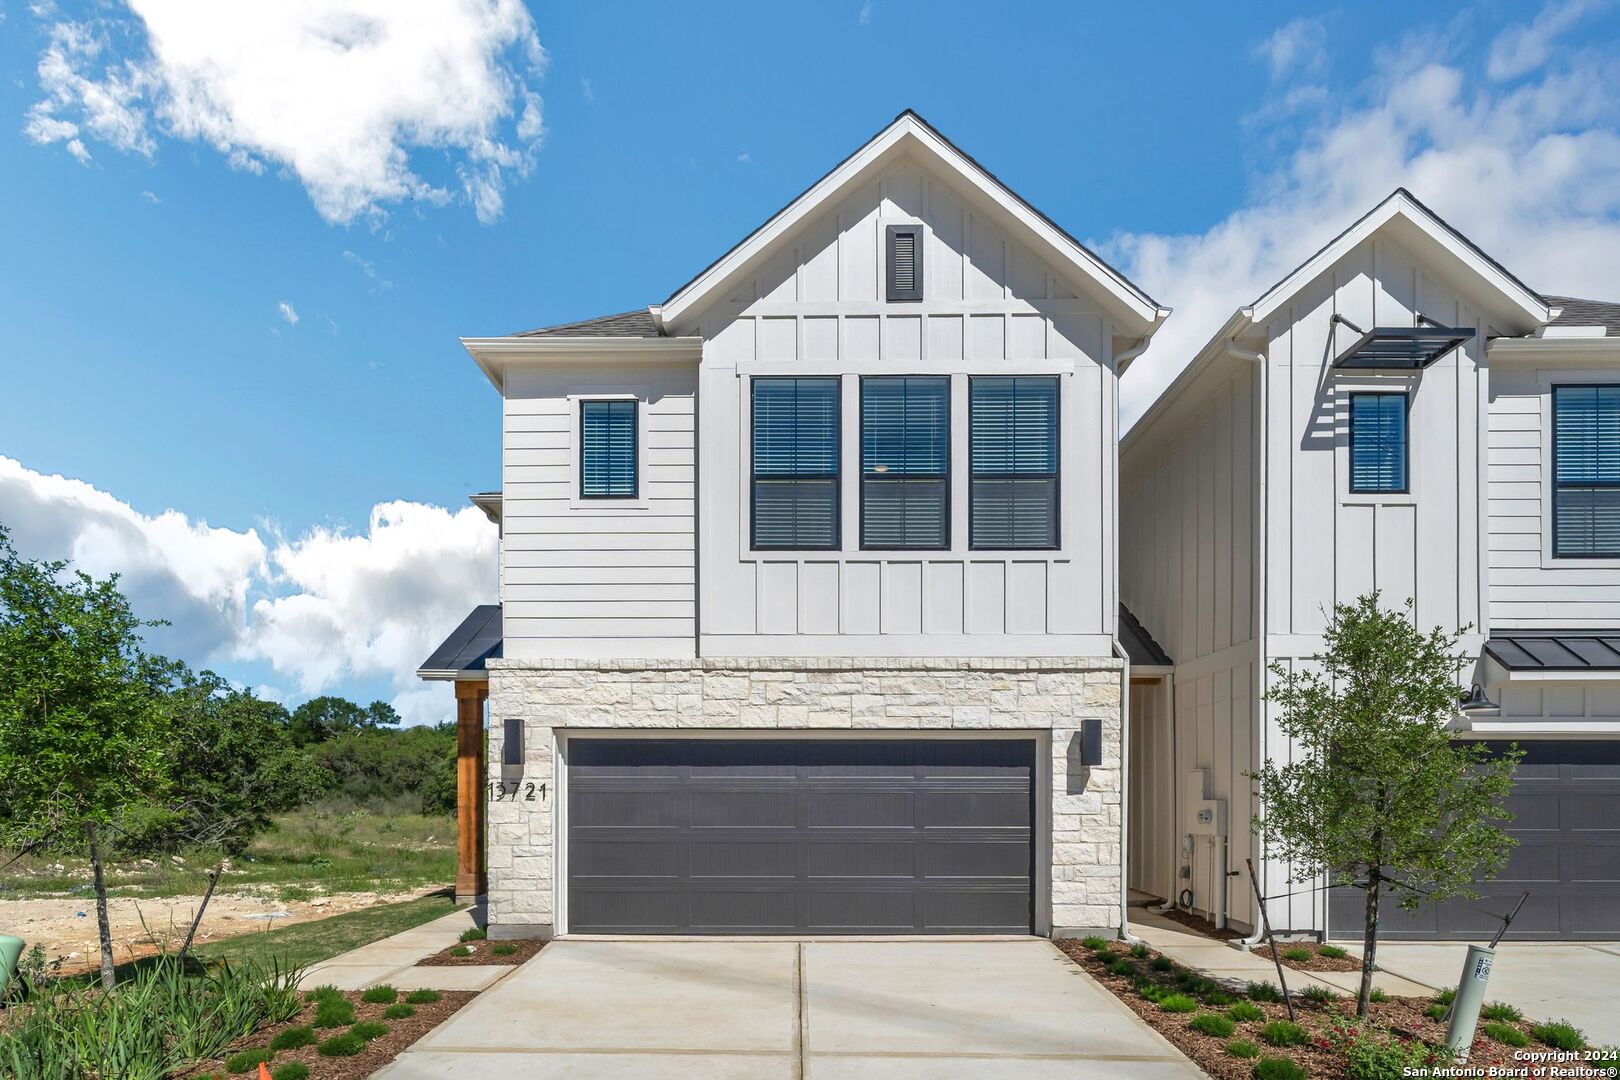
417;604;502;681
653;110;1169;337
1545;295;1620;336
513;310;663;338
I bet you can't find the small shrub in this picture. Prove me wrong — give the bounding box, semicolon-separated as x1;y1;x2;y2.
314;998;356;1028
1080;935;1111;952
1227;1038;1261;1059
1190;1012;1238;1037
1369;987;1390;1004
1341;1031;1449;1080
1228;1001;1265;1022
1202;990;1238;1007
1260;1020;1310;1047
1433;986;1457;1006
1137;981;1170;1004
383;1003;417;1020
1107;958;1136;977
1319;944;1349;960
361;985;399;1004
405;989;441;1004
459;927;488;943
1587;1048;1619;1079
1280;946;1312;963
1480;1001;1522;1022
1301;984;1338;1004
449;945;473;958
317;1033;366;1057
1130;943;1151;959
305;985;343;1004
350;1020;390;1042
1160;993;1199;1014
225;1048;274;1074
1424;1003;1448;1021
272;1065;311;1080
492;943;518;956
1253;1058;1307;1080
1531;1020;1586;1052
1248;981;1283;1003
1482;1022;1529;1048
269;1026;315;1052
1151;956;1174;972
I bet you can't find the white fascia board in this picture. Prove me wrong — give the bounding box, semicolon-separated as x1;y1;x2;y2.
460;336;704;392
1121;309;1255;456
416;668;488;682
1488;337;1620;362
657;114;1167;336
1248;191;1548;330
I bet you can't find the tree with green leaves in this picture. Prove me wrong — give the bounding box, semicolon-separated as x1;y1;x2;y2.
287;694;400;747
1252;593;1521;1017
0;527;176;990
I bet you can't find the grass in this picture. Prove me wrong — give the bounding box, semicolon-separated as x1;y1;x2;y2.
1480;1001;1523;1022
1228;1002;1264;1022
1247;981;1284;1003
1226;1038;1260;1059
313;998;356;1028
1301;984;1338;1004
382;1003;416;1020
225;1047;274;1073
1482;1022;1530;1047
1369;987;1390;1004
1159;993;1198;1013
1319;944;1349;959
459;927;487;943
491;943;517;956
0;798;455;901
272;1065;310;1080
1190;1012;1237;1037
404;989;441;1005
361;984;399;1004
1107;958;1136;977
1260;1020;1310;1047
1151;956;1174;972
1081;936;1111;952
350;1020;390;1042
1254;1057;1307;1080
1531;1020;1586;1051
1129;943;1151;959
189;893;460;971
1280;946;1312;963
268;1026;315;1052
317;1033;365;1057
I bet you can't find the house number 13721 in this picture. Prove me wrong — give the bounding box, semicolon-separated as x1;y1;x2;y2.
489;781;544;802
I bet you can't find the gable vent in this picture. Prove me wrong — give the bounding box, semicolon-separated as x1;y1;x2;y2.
886;224;923;302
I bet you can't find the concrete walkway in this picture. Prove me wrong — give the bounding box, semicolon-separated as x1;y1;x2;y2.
298;907;511;993
373;938;1204;1079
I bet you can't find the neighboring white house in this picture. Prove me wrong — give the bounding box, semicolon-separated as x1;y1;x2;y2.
1120;189;1620;940
421;112;1170;939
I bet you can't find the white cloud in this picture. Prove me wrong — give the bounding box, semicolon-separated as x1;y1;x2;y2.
277;300;299;325
1487;0;1604;81
579;76;593;104
0;456;497;726
736;151;752;165
341;249;392;290
858;0;873;26
1254;15;1329;82
1110;7;1620;429
139;188;160;203
24;0;548;225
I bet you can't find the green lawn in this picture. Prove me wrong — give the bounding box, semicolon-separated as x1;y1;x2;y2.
191;893;461;969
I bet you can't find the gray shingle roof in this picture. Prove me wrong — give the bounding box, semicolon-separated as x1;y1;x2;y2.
1545;296;1620;336
1119;604;1173;667
418;604;502;677
1485;630;1620;671
511;310;661;338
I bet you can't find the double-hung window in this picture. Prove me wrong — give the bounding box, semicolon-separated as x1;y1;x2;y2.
1348;392;1408;494
970;376;1059;549
861;376;949;549
1553;384;1620;558
751;377;840;549
579;399;637;498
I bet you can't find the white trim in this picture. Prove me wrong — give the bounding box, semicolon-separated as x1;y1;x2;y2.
1335;375;1421;508
566;384;655;512
1491;337;1620;360
461;335;703;392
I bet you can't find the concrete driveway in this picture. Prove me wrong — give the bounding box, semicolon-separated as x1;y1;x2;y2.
373;938;1202;1079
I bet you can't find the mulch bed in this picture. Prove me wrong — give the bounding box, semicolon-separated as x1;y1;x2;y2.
1250;941;1363;972
417;938;546;967
1054;937;1576;1080
1152;906;1243;942
181;988;476;1080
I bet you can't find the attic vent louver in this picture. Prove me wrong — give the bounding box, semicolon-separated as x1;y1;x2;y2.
886;224;923;301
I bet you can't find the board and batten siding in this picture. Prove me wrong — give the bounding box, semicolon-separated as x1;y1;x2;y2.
501;361;697;659
674;154;1123;657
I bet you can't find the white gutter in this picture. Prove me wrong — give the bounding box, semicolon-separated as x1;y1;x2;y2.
1114;636;1145;944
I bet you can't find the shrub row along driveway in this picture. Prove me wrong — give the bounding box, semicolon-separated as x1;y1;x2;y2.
374;938;1202;1078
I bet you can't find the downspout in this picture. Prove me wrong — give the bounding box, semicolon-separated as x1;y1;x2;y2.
1225;335;1270;950
1114;330;1153;945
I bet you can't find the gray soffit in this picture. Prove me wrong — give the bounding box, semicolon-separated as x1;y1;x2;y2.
1484;630;1620;672
1544;296;1620;336
1119;604;1173;668
418;604;502;680
510;309;662;339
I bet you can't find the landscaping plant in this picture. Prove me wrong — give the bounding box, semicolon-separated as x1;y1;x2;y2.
1228;1002;1265;1022
224;1047;274;1074
383;1003;416;1020
361;984;399;1004
1190;1012;1237;1037
1319;945;1349;960
1253;593;1521;1016
1260;1020;1310;1047
1480;1001;1522;1022
1159;993;1198;1013
269;1026;316;1051
1253;1057;1308;1080
272;1065;311;1080
1531;1020;1586;1051
350;1020;390;1042
1247;981;1283;1003
1482;1022;1529;1047
1227;1038;1260;1059
404;989;441;1005
460;927;488;942
317;1033;366;1057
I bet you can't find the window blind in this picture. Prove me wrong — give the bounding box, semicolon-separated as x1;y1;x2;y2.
1348;393;1408;494
861;376;949;548
580;399;637;498
1554;384;1620;557
752;377;840;549
970;376;1058;548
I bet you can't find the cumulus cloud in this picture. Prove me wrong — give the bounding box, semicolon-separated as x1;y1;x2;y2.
1111;5;1620;428
0;457;497;726
24;0;548;225
1487;0;1604;81
1254;15;1329;82
858;0;873;27
277;301;299;326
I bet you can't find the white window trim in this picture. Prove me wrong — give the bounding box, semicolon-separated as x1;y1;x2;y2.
1538;368;1620;569
567;384;653;511
1336;375;1419;507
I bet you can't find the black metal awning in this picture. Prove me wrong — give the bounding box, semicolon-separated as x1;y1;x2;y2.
1332;325;1474;370
1484;630;1620;672
418;604;502;680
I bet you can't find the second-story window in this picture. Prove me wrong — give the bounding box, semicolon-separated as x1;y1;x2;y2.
970;376;1059;549
752;377;840;549
1553;384;1620;558
579;399;637;498
861;376;949;549
1348;392;1408;494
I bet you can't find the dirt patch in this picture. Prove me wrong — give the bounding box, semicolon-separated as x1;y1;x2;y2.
1054;938;1571;1079
1251;941;1363;972
417;938;546;967
1151;906;1244;941
180;988;476;1080
2;888;439;976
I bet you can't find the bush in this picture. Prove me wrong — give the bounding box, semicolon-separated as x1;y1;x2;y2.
1130;943;1151;959
1342;1032;1448;1080
449;945;473;958
1151;956;1174;972
1160;994;1198;1013
1202;990;1238;1007
225;1048;274;1074
460;928;488;943
1136;981;1170;1004
1254;1058;1308;1080
304;985;343;1004
1301;984;1338;1004
1080;936;1111;952
492;943;518;956
1227;1038;1261;1059
1261;1020;1310;1047
404;989;441;1004
361;985;398;1004
1190;1013;1238;1037
1228;1002;1265;1022
350;1021;390;1042
1107;958;1136;977
1319;945;1349;959
307;722;457;815
317;1033;366;1057
1281;947;1312;963
1480;1001;1522;1022
272;1066;310;1080
1369;988;1390;1004
1433;987;1457;1006
269;1026;315;1052
1248;982;1284;1003
1531;1020;1586;1052
313;998;356;1028
1482;1022;1529;1048
1424;1003;1447;1021
383;1003;417;1020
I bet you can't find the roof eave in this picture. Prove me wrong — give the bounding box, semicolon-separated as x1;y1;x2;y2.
461;335;705;392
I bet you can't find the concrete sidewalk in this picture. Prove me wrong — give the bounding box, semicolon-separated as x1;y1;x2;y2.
298;907;512;993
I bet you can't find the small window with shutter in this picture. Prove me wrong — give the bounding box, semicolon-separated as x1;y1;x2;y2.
886;224;923;302
579;399;638;498
1348;392;1408;494
1553;384;1620;557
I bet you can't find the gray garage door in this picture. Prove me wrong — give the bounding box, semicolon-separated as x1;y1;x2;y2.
1329;741;1620;940
566;738;1035;934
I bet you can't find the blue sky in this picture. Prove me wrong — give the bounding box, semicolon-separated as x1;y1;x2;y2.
3;0;1619;723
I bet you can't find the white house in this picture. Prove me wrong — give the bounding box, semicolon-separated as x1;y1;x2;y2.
1120;189;1620;940
421;112;1170;939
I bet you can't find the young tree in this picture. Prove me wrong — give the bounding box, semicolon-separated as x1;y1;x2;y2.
1253;593;1521;1017
0;528;175;989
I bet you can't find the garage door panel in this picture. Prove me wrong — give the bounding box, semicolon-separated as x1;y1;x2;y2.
805;791;913;828
921;839;1032;878
918;790;1032;828
805;890;917;930
1495;842;1561;883
1568;844;1620;882
570;889;683;933
688;790;797;827
688;841;797;879
923;889;1033;932
571;840;680;879
572;791;681;828
688;891;798;930
805;840;913;878
1566;795;1620;829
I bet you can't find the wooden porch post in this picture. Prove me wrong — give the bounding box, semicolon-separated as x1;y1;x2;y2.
454;680;488;902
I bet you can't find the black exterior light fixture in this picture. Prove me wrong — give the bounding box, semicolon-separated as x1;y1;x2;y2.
1078;717;1103;767
502;718;524;767
1458;683;1498;713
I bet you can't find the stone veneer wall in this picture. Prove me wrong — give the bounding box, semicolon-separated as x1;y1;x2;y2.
483;656;1123;938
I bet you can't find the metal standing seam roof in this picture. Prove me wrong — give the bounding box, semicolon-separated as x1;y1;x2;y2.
1119;604;1173;668
1544;296;1620;336
418;604;502;677
1484;631;1620;671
